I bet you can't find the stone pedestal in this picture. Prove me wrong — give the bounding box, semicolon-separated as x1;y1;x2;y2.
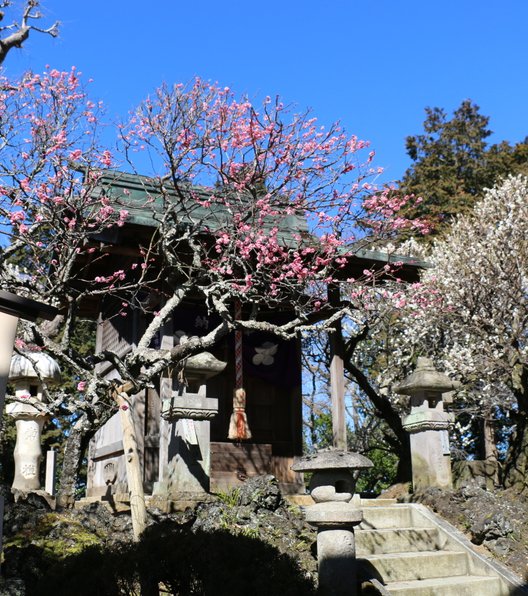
397;358;459;491
404;411;452;489
292;450;372;596
155;351;225;500
158;402;217;498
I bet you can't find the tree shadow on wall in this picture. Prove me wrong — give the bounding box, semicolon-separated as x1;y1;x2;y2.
3;520;316;596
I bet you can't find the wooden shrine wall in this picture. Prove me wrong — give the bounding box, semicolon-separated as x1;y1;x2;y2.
86;307;304;498
208;338;304;494
86;310;161;498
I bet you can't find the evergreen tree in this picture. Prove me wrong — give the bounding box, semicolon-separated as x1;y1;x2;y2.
400;100;528;239
400;100;492;235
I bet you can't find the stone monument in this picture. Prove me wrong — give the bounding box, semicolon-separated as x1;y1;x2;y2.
7;351;61;493
292;450;372;596
396;357;459;490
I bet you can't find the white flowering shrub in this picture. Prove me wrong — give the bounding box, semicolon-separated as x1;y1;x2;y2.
384;175;528;471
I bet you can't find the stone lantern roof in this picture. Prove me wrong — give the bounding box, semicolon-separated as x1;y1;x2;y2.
395;357;460;395
9;351;61;385
183;351;227;381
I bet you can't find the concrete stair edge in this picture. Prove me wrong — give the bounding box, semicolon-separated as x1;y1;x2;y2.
286;495;526;594
357;527;445;555
385;575;502;596
359;505;436;530
407;502;527;595
357;501;527;595
364;549;469;582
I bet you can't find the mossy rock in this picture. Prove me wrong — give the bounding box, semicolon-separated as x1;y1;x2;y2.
4;512;102;558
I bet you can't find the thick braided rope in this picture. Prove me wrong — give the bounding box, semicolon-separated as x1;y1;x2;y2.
234;300;243;390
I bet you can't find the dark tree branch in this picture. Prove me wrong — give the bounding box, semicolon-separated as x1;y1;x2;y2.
344;358;411;482
0;1;58;65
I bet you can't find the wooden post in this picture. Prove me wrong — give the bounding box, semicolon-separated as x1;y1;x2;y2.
328;286;347;451
115;386;147;541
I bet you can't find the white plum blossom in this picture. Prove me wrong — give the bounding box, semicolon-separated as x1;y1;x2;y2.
380;175;528;473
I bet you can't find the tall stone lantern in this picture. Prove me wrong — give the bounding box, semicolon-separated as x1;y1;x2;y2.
155;351;226;500
292;450;373;596
7;351;61;492
396;357;459;490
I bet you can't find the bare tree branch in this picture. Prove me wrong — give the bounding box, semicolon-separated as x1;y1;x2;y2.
0;1;58;65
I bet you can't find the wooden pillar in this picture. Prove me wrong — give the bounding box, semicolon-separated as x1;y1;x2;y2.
115;387;147;541
483;408;499;486
328;286;347;451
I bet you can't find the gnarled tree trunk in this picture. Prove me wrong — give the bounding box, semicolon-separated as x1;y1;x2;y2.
344;360;412;484
57;415;88;507
502;365;528;491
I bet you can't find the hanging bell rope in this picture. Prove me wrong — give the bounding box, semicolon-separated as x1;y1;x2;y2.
228;300;252;441
234;300;244;392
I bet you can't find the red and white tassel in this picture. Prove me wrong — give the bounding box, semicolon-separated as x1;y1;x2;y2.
228;388;252;440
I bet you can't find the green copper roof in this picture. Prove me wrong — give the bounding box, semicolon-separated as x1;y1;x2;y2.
94;170;308;245
339;246;430;270
94;170;428;279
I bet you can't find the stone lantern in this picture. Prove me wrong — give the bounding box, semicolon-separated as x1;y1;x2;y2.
291;450;373;596
7;351;61;492
155;351;226;500
396;357;459;490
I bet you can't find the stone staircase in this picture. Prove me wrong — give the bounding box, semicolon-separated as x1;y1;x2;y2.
356;499;526;595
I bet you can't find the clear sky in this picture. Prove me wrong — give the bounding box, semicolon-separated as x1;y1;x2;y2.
5;0;528;183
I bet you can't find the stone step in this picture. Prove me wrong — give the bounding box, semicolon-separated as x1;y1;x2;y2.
284;494;314;507
360;505;435;530
365;550;468;582
386;575;502;596
360;498;398;507
75;495;131;512
356;527;443;555
356;502;520;595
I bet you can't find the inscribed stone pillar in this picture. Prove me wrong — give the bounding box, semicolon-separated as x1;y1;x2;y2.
8;408;46;491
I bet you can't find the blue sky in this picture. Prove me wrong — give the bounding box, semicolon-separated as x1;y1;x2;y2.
6;1;528;183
